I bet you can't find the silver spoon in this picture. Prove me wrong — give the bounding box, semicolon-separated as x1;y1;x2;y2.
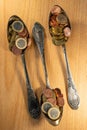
32;22;64;126
7;15;41;119
49;5;80;109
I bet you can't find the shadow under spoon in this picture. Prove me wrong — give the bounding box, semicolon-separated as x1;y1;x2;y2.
32;22;63;126
7;15;41;119
49;5;80;109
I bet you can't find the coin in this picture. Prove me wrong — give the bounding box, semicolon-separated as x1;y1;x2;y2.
41;102;53;114
10;31;17;43
18;28;29;37
51;5;61;15
42;94;47;103
57;97;64;107
56;13;67;24
11;44;22;55
52;37;65;46
53;34;65;40
48;107;60;120
15;37;27;50
43;88;53;98
63;27;71;37
50;27;63;36
12;20;24;33
47;98;56;106
54;88;61;96
9;41;15;51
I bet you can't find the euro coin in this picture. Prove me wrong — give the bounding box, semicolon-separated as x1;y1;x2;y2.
15;37;27;49
41;102;53;114
48;107;60;120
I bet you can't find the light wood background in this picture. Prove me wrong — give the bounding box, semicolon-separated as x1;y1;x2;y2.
0;0;87;130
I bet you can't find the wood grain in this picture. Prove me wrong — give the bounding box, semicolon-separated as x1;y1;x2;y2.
0;0;87;130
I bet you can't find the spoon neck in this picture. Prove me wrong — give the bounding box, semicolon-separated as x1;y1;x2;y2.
41;52;51;88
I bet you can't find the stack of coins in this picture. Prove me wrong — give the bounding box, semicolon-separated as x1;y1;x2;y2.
54;88;64;107
41;88;56;105
49;5;71;46
41;88;64;121
8;16;29;55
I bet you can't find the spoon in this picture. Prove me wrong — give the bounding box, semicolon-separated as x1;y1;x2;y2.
49;5;80;109
32;22;64;126
7;15;41;119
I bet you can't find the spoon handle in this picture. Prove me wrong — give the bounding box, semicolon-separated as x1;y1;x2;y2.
21;54;33;90
21;53;41;118
62;44;80;109
37;43;50;88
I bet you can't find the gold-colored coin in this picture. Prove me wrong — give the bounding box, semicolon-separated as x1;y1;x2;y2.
9;41;15;51
52;37;65;46
41;102;53;114
42;94;47;103
48;107;60;120
53;34;65;40
10;31;17;43
12;20;24;33
15;37;27;50
50;27;63;36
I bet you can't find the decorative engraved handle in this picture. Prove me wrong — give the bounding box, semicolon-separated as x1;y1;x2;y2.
62;44;80;109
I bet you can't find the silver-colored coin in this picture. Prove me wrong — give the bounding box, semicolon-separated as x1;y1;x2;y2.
41;102;53;114
15;37;27;49
48;107;60;120
12;20;24;33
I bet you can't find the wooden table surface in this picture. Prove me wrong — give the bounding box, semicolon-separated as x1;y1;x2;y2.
0;0;87;130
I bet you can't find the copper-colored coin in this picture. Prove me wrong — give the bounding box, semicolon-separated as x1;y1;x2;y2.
55;88;61;95
18;28;28;37
12;45;22;55
43;88;53;98
54;88;64;98
57;97;64;107
50;15;58;27
63;27;71;37
47;98;56;106
51;5;61;15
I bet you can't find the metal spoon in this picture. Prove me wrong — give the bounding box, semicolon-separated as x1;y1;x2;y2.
7;15;41;119
32;22;64;126
49;5;80;109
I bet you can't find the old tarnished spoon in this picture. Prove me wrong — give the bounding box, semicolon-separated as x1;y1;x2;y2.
32;22;64;126
7;15;41;119
49;5;80;109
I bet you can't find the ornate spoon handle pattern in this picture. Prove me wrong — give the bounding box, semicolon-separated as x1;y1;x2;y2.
62;44;80;109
